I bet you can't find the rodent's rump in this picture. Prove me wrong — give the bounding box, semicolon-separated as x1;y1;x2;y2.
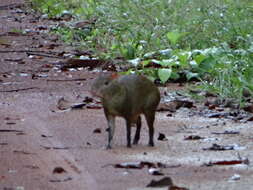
90;73;160;149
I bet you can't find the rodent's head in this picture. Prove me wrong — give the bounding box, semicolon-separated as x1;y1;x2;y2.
90;73;119;98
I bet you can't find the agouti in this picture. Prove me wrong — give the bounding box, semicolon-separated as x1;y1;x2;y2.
90;73;160;149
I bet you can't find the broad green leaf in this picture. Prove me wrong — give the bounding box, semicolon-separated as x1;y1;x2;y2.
194;54;206;64
166;32;187;45
141;60;151;67
159;60;172;67
170;72;180;80
158;68;172;83
186;72;199;81
125;45;135;59
146;75;156;82
178;53;188;66
167;32;181;45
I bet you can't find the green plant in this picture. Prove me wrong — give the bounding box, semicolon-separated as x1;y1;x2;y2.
30;0;253;105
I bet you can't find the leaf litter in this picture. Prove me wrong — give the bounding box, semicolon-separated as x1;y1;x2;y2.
146;176;189;189
55;97;102;112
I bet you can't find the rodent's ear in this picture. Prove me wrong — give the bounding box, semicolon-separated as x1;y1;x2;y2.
110;72;118;79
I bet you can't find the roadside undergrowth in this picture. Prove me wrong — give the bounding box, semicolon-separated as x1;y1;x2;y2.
30;0;253;106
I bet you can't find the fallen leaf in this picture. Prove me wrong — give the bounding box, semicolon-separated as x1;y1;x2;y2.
6;122;16;125
204;159;249;166
212;130;239;135
157;100;194;112
184;135;204;140
203;143;245;151
247;116;253;121
228;174;241;182
83;96;94;103
41;145;70;150
146;177;173;187
49;176;72;182
16;132;26;135
41;134;53;138
3;187;14;190
57;97;72;110
60;58;108;70
244;104;253;113
93;128;101;134
36;25;47;30
114;161;157;169
0;175;5;180
166;113;173;117
53;167;67;174
71;103;86;109
148;168;164;175
4;58;23;62
157;102;178;112
86;104;102;109
170;186;189;190
157;133;168;141
114;162;143;169
13;150;36;155
206;112;229;118
24;165;40;169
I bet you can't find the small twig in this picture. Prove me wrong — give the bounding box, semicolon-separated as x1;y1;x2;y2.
0;87;39;92
0;50;64;59
27;52;64;59
40;145;70;150
0;129;23;133
47;78;87;82
101;163;114;168
0;50;63;56
0;50;30;53
13;150;36;155
0;3;23;10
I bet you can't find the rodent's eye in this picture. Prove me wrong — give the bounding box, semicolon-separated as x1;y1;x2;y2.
104;81;109;85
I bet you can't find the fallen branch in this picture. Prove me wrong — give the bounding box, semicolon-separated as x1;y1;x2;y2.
0;87;39;92
47;78;87;82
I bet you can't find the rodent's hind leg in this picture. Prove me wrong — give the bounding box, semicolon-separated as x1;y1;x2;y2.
125;119;132;148
144;111;155;147
133;116;141;145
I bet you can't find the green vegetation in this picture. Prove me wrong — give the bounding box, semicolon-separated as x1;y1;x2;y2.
30;0;253;105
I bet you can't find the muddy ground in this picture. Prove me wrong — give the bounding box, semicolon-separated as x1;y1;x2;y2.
1;1;253;190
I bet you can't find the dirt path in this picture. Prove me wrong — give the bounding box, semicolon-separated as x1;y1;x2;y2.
1;1;253;190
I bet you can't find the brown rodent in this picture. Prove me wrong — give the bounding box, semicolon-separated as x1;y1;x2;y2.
90;73;160;149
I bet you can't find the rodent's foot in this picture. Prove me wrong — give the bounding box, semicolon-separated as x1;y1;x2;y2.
106;145;112;149
148;142;154;147
133;140;138;145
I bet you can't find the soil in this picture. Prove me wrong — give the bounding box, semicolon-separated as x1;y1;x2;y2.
1;1;253;190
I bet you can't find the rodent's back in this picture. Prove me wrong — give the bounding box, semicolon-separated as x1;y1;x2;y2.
118;75;160;113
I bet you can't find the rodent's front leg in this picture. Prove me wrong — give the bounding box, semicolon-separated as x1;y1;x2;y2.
106;114;115;149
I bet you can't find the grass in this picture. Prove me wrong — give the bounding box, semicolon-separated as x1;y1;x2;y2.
30;0;253;106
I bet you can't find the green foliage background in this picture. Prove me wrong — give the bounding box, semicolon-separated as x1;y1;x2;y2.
31;0;253;105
